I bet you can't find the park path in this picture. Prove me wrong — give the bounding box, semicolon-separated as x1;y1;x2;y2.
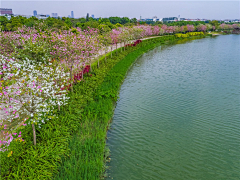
95;36;162;60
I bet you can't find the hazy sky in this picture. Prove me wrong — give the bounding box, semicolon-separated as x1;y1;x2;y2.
1;0;240;19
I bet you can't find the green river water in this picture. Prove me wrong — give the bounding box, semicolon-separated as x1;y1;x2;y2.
106;35;240;180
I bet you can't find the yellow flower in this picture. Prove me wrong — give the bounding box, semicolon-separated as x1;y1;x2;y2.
7;151;13;157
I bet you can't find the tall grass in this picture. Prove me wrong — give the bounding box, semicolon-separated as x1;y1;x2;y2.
53;36;175;180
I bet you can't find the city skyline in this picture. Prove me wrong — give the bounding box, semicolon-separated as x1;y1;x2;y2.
1;1;240;20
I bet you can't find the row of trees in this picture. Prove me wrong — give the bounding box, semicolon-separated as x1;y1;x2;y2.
164;21;206;26
1;21;240;150
0;16;139;32
1;15;239;32
219;23;240;31
0;25;176;150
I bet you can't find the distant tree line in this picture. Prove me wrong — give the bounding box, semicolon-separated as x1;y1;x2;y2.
1;15;238;32
0;15;142;32
164;21;206;26
163;20;223;27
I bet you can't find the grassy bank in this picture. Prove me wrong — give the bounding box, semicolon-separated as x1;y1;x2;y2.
53;36;176;180
1;34;205;179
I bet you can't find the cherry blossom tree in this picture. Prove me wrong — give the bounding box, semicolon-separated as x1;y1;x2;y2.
0;55;70;145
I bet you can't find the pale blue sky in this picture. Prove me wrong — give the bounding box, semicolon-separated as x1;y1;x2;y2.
1;0;239;19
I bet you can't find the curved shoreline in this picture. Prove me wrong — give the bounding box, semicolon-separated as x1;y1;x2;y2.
54;36;179;179
54;35;208;179
1;34;207;179
104;34;240;180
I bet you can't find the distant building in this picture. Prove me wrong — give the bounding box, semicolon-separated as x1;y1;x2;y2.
0;8;13;15
153;16;158;22
36;14;48;20
162;17;178;22
17;14;32;18
33;10;37;16
52;13;58;18
71;11;74;18
46;14;50;17
139;17;158;22
91;14;94;18
224;19;240;23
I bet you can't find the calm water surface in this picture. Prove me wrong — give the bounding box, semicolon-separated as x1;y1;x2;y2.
106;35;240;180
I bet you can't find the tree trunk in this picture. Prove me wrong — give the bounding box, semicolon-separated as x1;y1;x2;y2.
32;123;36;145
9;97;11;114
70;66;73;92
116;43;117;54
124;42;125;51
105;47;107;63
111;46;112;58
82;68;84;80
58;96;60;111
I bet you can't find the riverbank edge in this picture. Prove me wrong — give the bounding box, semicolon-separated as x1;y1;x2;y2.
53;36;176;180
0;34;207;179
53;34;208;179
